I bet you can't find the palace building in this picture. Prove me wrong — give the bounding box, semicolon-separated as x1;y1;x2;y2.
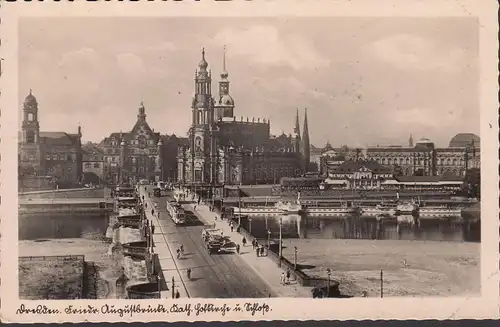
318;133;480;179
18;90;83;189
98;102;163;185
177;48;310;186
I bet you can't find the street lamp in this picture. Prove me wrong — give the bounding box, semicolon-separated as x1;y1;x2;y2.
171;276;175;299
326;268;332;298
267;229;271;249
278;216;283;268
248;217;252;234
293;246;298;270
238;186;242;226
157;275;162;299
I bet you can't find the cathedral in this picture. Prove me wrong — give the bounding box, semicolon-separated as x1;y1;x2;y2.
18;90;83;190
177;48;310;185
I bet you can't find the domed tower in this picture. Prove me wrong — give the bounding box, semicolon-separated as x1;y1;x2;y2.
137;101;146;123
22;89;40;145
216;46;235;119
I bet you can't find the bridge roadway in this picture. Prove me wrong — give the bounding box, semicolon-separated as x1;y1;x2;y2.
141;185;274;298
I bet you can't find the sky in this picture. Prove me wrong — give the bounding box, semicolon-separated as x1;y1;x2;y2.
19;17;479;148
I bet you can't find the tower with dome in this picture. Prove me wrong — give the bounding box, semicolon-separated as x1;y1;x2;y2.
177;48;311;186
18;90;83;190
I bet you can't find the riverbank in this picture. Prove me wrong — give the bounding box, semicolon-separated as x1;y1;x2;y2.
281;238;479;297
19;238;122;299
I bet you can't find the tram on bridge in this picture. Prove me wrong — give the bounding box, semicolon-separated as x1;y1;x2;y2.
166;200;186;225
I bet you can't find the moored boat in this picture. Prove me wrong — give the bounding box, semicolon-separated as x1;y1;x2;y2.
418;205;462;217
305;202;359;216
361;203;400;216
396;200;419;214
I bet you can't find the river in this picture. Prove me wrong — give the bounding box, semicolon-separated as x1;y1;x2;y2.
236;213;480;243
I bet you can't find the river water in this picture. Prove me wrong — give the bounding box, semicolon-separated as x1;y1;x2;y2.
237;214;480;243
19;213;109;240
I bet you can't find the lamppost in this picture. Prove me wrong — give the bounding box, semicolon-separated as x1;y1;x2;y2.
293;246;298;270
157;275;162;299
326;267;332;298
171;276;175;299
238;186;242;226
278;216;283;268
248;217;252;234
267;229;271;249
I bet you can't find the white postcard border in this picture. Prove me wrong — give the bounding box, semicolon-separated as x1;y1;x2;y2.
1;0;499;323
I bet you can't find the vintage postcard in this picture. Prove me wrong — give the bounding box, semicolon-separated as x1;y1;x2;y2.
1;0;498;323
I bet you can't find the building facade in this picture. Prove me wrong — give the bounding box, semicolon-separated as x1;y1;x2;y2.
98;103;162;185
82;142;106;184
177;48;308;186
18;90;83;189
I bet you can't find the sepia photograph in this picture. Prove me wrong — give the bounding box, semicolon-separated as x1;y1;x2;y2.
1;0;498;323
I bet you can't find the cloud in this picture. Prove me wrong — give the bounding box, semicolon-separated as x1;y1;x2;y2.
116;53;145;76
367;34;468;73
212;25;329;71
58;47;99;69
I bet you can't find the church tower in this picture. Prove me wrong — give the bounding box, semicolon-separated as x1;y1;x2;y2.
293;108;301;153
191;48;215;183
216;46;235;119
20;89;42;173
301;108;310;173
22;89;40;145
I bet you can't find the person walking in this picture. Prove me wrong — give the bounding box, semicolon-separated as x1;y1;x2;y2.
280;272;285;285
286;268;291;284
180;245;184;255
175;290;180;299
176;248;181;259
242;237;247;247
236;244;240;254
256;246;260;257
260;246;265;257
230;225;234;233
186;268;192;280
151;223;155;235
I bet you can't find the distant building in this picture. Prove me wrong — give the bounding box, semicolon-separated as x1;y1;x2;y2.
365;134;480;177
82;142;105;184
324;159;393;189
98;102;162;185
18;90;82;189
177;48;308;186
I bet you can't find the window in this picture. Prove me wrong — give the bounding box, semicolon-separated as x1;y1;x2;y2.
93;163;100;168
85;163;92;168
26;130;35;144
27;113;34;122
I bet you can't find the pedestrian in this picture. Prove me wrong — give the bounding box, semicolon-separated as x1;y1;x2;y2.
175;290;180;299
151;223;155;235
180;245;184;255
176;248;181;259
230;225;234;232
242;237;247;247
286;268;291;283
194;205;197;211
236;226;241;233
252;239;256;249
260;246;265;257
256;246;260;257
236;244;240;254
151;209;154;216
186;268;192;280
280;272;285;285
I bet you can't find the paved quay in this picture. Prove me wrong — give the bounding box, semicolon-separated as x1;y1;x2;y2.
140;186;273;298
181;193;312;298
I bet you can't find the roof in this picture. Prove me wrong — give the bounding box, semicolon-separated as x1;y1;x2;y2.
37;132;79;146
329;160;392;174
449;133;480;148
394;175;463;183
